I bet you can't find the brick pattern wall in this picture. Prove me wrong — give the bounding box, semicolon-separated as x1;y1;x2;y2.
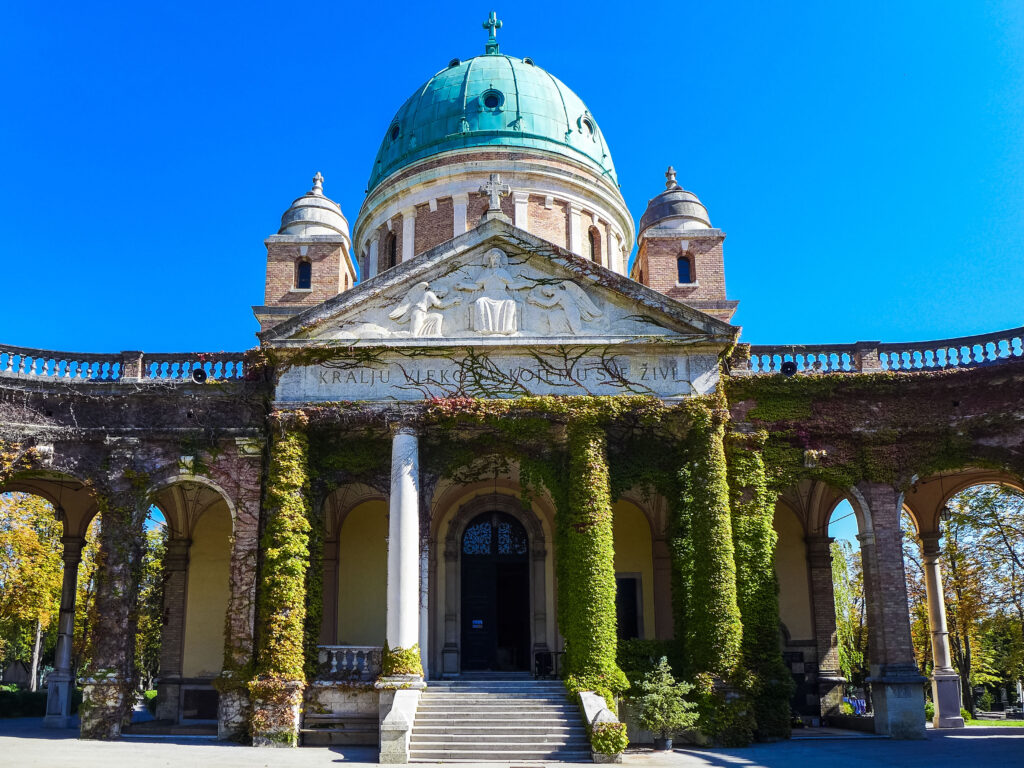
635;235;736;321
527;195;568;248
159;539;190;678
467;192;515;230
377;216;403;272
414;199;454;255
264;243;344;306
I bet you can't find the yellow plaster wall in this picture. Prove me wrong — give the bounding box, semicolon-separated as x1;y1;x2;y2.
612;501;656;640
337;501;387;645
774;503;813;641
182;503;231;677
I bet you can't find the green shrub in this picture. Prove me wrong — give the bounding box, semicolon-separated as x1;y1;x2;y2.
924;701;934;721
632;657;698;739
590;721;628;755
0;689;47;718
961;707;971;721
617;638;673;692
978;690;994;712
841;700;854;715
143;689;158;715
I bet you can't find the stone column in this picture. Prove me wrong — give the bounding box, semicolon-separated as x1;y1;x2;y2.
322;538;339;645
452;193;469;235
856;482;927;738
154;538;190;721
43;536;84;728
368;238;379;278
568;204;583;255
401;207;416;263
919;532;965;728
386;426;421;659
513;191;530;230
652;537;673;641
806;535;846;717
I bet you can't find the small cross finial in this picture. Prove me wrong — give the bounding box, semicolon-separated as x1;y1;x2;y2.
483;11;502;54
480;172;511;211
665;166;678;190
312;172;324;195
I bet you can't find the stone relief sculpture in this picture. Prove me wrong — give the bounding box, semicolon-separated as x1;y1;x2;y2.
387;281;460;338
527;281;603;335
454;248;533;335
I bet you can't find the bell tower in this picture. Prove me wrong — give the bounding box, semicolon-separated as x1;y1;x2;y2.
253;173;356;333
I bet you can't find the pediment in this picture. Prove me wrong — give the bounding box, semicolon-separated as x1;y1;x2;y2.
262;219;736;348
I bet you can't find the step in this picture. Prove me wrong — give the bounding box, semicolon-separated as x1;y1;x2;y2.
411;735;589;745
409;748;593;761
417;703;578;712
413;725;585;735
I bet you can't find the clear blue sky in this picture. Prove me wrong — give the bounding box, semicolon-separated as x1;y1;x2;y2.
2;2;1022;352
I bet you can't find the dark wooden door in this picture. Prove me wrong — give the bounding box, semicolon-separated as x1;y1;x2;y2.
460;512;530;671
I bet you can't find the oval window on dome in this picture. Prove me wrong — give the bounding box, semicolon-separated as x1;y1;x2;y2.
481;90;504;110
580;117;595;137
389;124;400;142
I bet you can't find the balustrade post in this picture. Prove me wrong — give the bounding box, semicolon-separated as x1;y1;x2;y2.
43;536;85;729
854;342;882;372
919;532;965;728
120;350;144;381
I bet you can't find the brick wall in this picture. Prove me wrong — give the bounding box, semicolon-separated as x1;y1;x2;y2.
467;192;515;229
264;242;344;306
635;234;736;321
527;195;568;248
414;198;455;255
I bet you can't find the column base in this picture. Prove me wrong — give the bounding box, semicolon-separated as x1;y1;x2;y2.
153;679;181;722
817;671;846;718
867;665;927;739
79;675;129;740
43;671;75;729
379;688;422;764
931;670;965;729
250;677;304;747
216;673;251;741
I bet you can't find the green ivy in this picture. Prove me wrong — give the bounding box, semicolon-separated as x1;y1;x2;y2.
590;721;629;754
558;420;628;704
380;643;424;678
726;431;795;740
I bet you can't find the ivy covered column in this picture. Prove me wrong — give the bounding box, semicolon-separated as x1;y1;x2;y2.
43;536;84;729
559;418;626;702
80;456;149;740
726;433;794;739
855;481;926;739
153;538;189;721
805;534;845;717
213;437;264;741
250;422;311;747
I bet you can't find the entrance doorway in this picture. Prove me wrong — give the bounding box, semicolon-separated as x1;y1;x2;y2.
460;512;531;671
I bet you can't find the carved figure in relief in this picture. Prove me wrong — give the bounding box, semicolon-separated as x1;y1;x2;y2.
455;248;532;335
388;281;460;338
527;281;603;335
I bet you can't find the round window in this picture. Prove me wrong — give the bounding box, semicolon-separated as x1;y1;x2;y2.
482;90;503;109
581;118;595;136
389;124;400;141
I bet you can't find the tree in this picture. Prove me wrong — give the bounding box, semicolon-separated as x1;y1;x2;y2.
633;656;699;739
0;493;63;690
135;526;166;690
901;513;933;675
831;539;867;688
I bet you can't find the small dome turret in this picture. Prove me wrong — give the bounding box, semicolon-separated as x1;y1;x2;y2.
638;167;711;240
279;172;351;239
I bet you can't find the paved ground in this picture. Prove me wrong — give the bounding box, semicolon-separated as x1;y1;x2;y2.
2;718;1023;767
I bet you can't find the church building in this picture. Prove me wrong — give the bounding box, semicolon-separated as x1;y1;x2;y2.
1;13;1022;763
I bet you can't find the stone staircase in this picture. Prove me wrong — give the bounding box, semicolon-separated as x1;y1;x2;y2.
409;679;591;763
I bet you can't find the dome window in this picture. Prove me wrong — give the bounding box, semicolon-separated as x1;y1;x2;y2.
523;57;535;65
580;117;595;137
389;124;400;142
295;258;312;290
481;90;504;110
449;58;461;68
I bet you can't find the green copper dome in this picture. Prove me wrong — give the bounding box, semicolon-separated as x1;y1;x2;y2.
366;51;618;194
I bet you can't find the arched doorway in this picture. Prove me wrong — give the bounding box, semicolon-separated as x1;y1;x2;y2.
460;511;530;671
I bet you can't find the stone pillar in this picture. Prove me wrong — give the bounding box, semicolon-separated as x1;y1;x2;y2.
452;193;469;235
919;532;965;728
386;426;421;659
368;238;379;278
806;535;846;717
216;437;267;741
401;207;416;263
80;480;148;740
568;203;583;255
419;539;429;680
856;482;927;738
43;536;84;728
652;537;673;641
322;538;339;645
513;191;530;230
154;538;190;721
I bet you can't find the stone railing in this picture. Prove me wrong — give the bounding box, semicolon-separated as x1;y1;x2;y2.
0;345;247;383
316;645;382;682
734;326;1024;375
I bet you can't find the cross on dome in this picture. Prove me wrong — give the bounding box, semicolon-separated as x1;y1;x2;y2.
483;11;502;55
480;173;511;211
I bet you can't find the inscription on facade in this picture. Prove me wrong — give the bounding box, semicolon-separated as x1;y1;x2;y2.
275;349;720;402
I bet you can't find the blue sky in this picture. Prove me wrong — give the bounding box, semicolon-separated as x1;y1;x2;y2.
2;1;1022;353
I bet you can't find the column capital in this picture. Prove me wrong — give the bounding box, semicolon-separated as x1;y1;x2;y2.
389;423;418;438
401;205;417;219
165;538;191;570
451;192;469;205
918;531;942;556
61;535;86;563
856;530;875;547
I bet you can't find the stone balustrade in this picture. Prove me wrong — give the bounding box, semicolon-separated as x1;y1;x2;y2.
733;326;1024;375
0;345;247;383
317;645;383;682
